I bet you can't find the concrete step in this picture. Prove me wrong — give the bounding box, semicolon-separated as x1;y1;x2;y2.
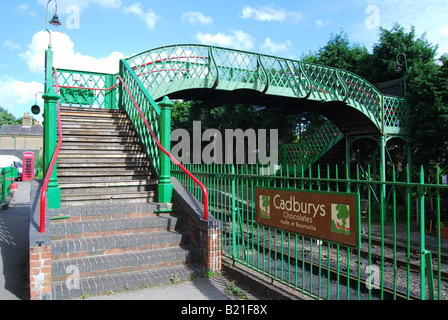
57;162;151;169
51;231;190;260
51;245;198;282
60;108;127;119
57;156;149;163
61;129;137;137
47;202;172;221
59;180;158;195
60;115;129;123
51;263;205;300
57;170;152;181
59;144;142;152
57;151;147;158
61;136;141;144
61;123;135;131
49;107;200;302
50;214;177;240
60;191;157;207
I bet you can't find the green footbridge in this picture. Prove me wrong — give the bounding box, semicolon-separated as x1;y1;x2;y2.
39;44;447;302
53;44;408;176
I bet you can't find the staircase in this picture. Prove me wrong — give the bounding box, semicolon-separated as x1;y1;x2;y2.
57;106;156;206
49;107;205;300
279;120;344;172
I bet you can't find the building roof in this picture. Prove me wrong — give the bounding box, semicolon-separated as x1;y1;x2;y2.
0;125;43;136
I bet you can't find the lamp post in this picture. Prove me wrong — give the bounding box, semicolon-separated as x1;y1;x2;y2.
42;0;62;209
395;53;408;97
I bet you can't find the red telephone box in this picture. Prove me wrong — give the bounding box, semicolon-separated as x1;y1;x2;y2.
22;152;35;181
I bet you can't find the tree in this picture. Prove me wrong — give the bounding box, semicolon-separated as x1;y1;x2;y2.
0;107;21;125
303;24;448;170
371;24;441;168
302;31;372;79
370;24;438;84
425;55;448;168
171;101;298;145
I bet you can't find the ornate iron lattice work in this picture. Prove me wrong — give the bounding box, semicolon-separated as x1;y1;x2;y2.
279;121;344;170
55;69;118;109
126;44;409;135
119;59;162;175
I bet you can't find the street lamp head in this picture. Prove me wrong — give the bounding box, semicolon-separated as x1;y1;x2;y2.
395;53;408;74
49;13;62;26
31;104;41;115
46;0;62;48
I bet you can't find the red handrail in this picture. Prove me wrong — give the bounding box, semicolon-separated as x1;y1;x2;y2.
117;75;209;220
39;70;208;233
40;68;63;233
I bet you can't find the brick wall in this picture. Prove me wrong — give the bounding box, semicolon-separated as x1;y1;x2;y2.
29;244;52;300
29;180;52;300
171;178;222;273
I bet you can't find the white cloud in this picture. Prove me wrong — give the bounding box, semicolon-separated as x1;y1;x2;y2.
0;77;43;113
15;4;37;16
182;11;213;25
4;40;21;51
260;38;292;54
123;3;159;30
93;0;122;9
19;31;125;74
195;30;255;51
441;26;448;36
38;0;122;11
360;0;448;56
240;5;302;23
315;19;330;30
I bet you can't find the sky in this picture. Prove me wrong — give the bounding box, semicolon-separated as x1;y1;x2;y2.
0;0;447;123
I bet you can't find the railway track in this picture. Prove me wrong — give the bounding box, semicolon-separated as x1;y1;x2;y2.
361;234;448;281
220;219;447;300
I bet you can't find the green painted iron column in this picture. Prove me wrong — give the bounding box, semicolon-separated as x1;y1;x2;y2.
43;47;61;209
158;96;174;203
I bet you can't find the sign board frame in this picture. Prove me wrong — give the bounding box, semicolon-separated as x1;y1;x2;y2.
255;187;360;249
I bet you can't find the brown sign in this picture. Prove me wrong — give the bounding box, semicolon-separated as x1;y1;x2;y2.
256;187;359;248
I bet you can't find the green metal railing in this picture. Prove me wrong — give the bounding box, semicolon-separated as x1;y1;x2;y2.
119;59;162;176
55;69;119;109
280;121;344;170
172;161;447;300
1;166;17;203
126;44;408;135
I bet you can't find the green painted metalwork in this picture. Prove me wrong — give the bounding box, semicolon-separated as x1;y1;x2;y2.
118;59;161;177
279;120;344;170
59;87;94;106
158;96;174;203
55;69;119;109
172;161;447;300
43;48;61;209
126;44;409;135
0;166;17;203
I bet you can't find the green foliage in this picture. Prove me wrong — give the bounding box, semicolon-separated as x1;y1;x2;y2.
171;101;299;145
169;24;447;170
0;106;21;125
34;154;44;179
303;23;448;170
302;31;372;79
